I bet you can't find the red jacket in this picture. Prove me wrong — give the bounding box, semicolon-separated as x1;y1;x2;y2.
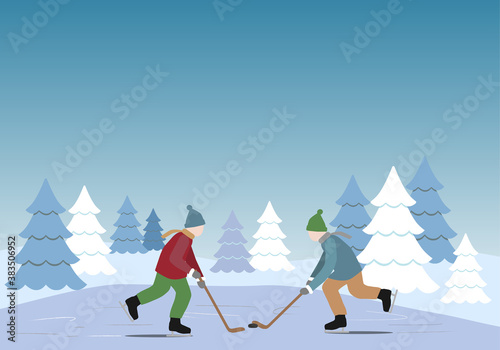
155;232;204;280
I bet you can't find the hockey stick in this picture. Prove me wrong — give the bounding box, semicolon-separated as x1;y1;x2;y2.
248;294;302;329
203;286;245;333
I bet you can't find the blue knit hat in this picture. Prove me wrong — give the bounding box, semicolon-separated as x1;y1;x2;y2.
185;205;205;228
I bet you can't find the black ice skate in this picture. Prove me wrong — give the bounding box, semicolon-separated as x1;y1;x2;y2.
168;318;192;337
119;296;140;322
125;295;141;320
324;315;348;333
378;289;392;312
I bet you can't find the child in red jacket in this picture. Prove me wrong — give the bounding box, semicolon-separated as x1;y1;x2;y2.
124;205;206;335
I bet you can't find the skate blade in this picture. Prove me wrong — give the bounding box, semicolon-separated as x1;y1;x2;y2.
166;332;192;337
119;301;134;323
325;329;349;334
390;289;398;313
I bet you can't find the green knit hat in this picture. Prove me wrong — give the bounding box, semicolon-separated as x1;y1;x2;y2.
306;209;327;232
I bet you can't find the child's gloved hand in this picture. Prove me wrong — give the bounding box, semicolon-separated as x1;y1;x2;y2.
192;270;202;279
197;279;206;289
300;287;311;295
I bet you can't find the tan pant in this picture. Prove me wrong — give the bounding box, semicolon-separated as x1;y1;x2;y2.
323;272;380;316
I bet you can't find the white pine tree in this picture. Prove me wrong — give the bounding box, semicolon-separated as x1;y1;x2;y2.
441;234;490;304
358;167;438;293
249;201;294;271
66;186;117;276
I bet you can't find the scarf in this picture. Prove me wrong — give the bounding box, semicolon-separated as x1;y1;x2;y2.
161;228;195;240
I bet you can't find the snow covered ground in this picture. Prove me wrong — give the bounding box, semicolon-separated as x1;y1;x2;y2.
2;285;499;350
1;248;498;327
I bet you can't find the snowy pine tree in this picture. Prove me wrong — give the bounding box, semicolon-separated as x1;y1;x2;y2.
110;196;147;254
330;175;371;255
66;186;117;275
142;208;165;251
441;234;490;304
358;167;438;293
10;179;86;290
249;201;294;271
211;210;255;273
406;157;457;263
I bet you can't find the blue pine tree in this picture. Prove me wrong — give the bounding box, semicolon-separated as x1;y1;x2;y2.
142;208;165;251
407;157;457;263
8;179;86;290
329;175;372;255
211;210;255;273
110;196;147;254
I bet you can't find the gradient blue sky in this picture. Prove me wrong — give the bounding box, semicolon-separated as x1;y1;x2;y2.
1;0;498;258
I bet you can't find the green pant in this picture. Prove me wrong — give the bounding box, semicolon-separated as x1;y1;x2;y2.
137;273;192;318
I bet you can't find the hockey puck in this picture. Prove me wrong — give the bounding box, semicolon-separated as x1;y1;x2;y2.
248;323;258;328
